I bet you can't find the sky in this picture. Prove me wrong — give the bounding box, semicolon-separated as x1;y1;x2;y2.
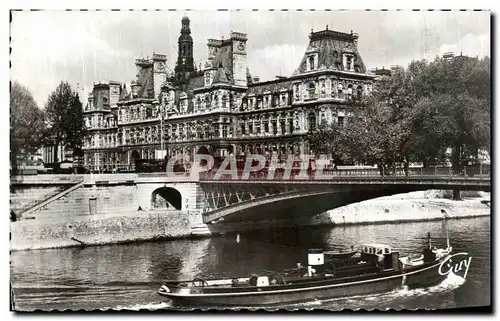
10;10;491;108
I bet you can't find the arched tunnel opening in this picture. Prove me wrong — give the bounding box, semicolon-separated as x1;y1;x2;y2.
151;187;182;210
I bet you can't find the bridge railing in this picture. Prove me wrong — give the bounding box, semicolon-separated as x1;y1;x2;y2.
10;174;84;185
198;165;490;181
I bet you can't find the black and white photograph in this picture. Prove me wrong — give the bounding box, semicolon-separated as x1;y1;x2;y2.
8;8;491;312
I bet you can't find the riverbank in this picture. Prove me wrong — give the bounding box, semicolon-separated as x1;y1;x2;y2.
307;190;490;226
10;190;490;251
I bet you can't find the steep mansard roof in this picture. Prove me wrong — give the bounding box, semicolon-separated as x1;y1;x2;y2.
296;29;367;74
136;65;154;98
213;66;230;84
247;79;294;96
119;84;129;101
211;42;234;84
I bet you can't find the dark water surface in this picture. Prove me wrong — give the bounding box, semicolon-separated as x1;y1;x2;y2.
10;217;490;311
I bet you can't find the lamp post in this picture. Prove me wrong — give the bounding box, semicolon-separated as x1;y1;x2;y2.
159;105;166;158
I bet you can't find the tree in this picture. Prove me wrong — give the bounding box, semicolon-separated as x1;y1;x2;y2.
44;82;86;168
307;55;490;175
10;81;45;175
411;56;490;169
308;120;350;164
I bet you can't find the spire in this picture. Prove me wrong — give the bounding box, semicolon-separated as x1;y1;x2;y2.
181;15;191;34
175;15;195;78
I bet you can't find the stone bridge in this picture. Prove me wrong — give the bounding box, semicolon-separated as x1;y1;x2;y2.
11;170;490;231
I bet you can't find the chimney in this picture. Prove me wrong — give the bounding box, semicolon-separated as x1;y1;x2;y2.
253;76;260;83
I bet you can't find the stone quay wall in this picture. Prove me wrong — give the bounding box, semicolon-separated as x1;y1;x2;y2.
10;210;192;251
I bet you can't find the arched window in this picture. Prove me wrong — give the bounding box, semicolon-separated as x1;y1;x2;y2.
182;45;187;56
308;112;317;132
308;82;316;100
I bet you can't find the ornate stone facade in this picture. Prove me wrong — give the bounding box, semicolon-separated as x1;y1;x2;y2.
82;17;376;172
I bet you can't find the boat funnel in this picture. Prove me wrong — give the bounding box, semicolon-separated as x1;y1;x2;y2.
308;249;325;276
308;249;325;266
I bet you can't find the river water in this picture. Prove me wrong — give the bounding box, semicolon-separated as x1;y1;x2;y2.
10;217;490;311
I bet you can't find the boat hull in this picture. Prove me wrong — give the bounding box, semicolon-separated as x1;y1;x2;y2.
159;259;448;307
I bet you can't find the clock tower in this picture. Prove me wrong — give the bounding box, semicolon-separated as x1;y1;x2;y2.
174;15;195;81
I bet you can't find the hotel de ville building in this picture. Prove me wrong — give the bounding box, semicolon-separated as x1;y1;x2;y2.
82;16;380;172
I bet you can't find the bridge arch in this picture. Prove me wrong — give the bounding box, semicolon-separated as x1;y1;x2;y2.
200;179;490;224
151;187;182;210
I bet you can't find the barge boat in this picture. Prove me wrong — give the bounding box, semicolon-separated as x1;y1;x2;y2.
158;233;453;306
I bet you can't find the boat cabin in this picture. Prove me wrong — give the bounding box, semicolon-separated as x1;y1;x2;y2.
359;243;400;272
360;244;392;256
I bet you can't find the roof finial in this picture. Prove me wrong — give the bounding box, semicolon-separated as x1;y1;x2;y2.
350;30;353;35
326;25;328;30
311;28;314;33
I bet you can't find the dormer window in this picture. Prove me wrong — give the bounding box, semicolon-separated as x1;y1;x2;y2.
272;94;279;107
256;97;262;109
346;57;352;70
309;56;315;70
